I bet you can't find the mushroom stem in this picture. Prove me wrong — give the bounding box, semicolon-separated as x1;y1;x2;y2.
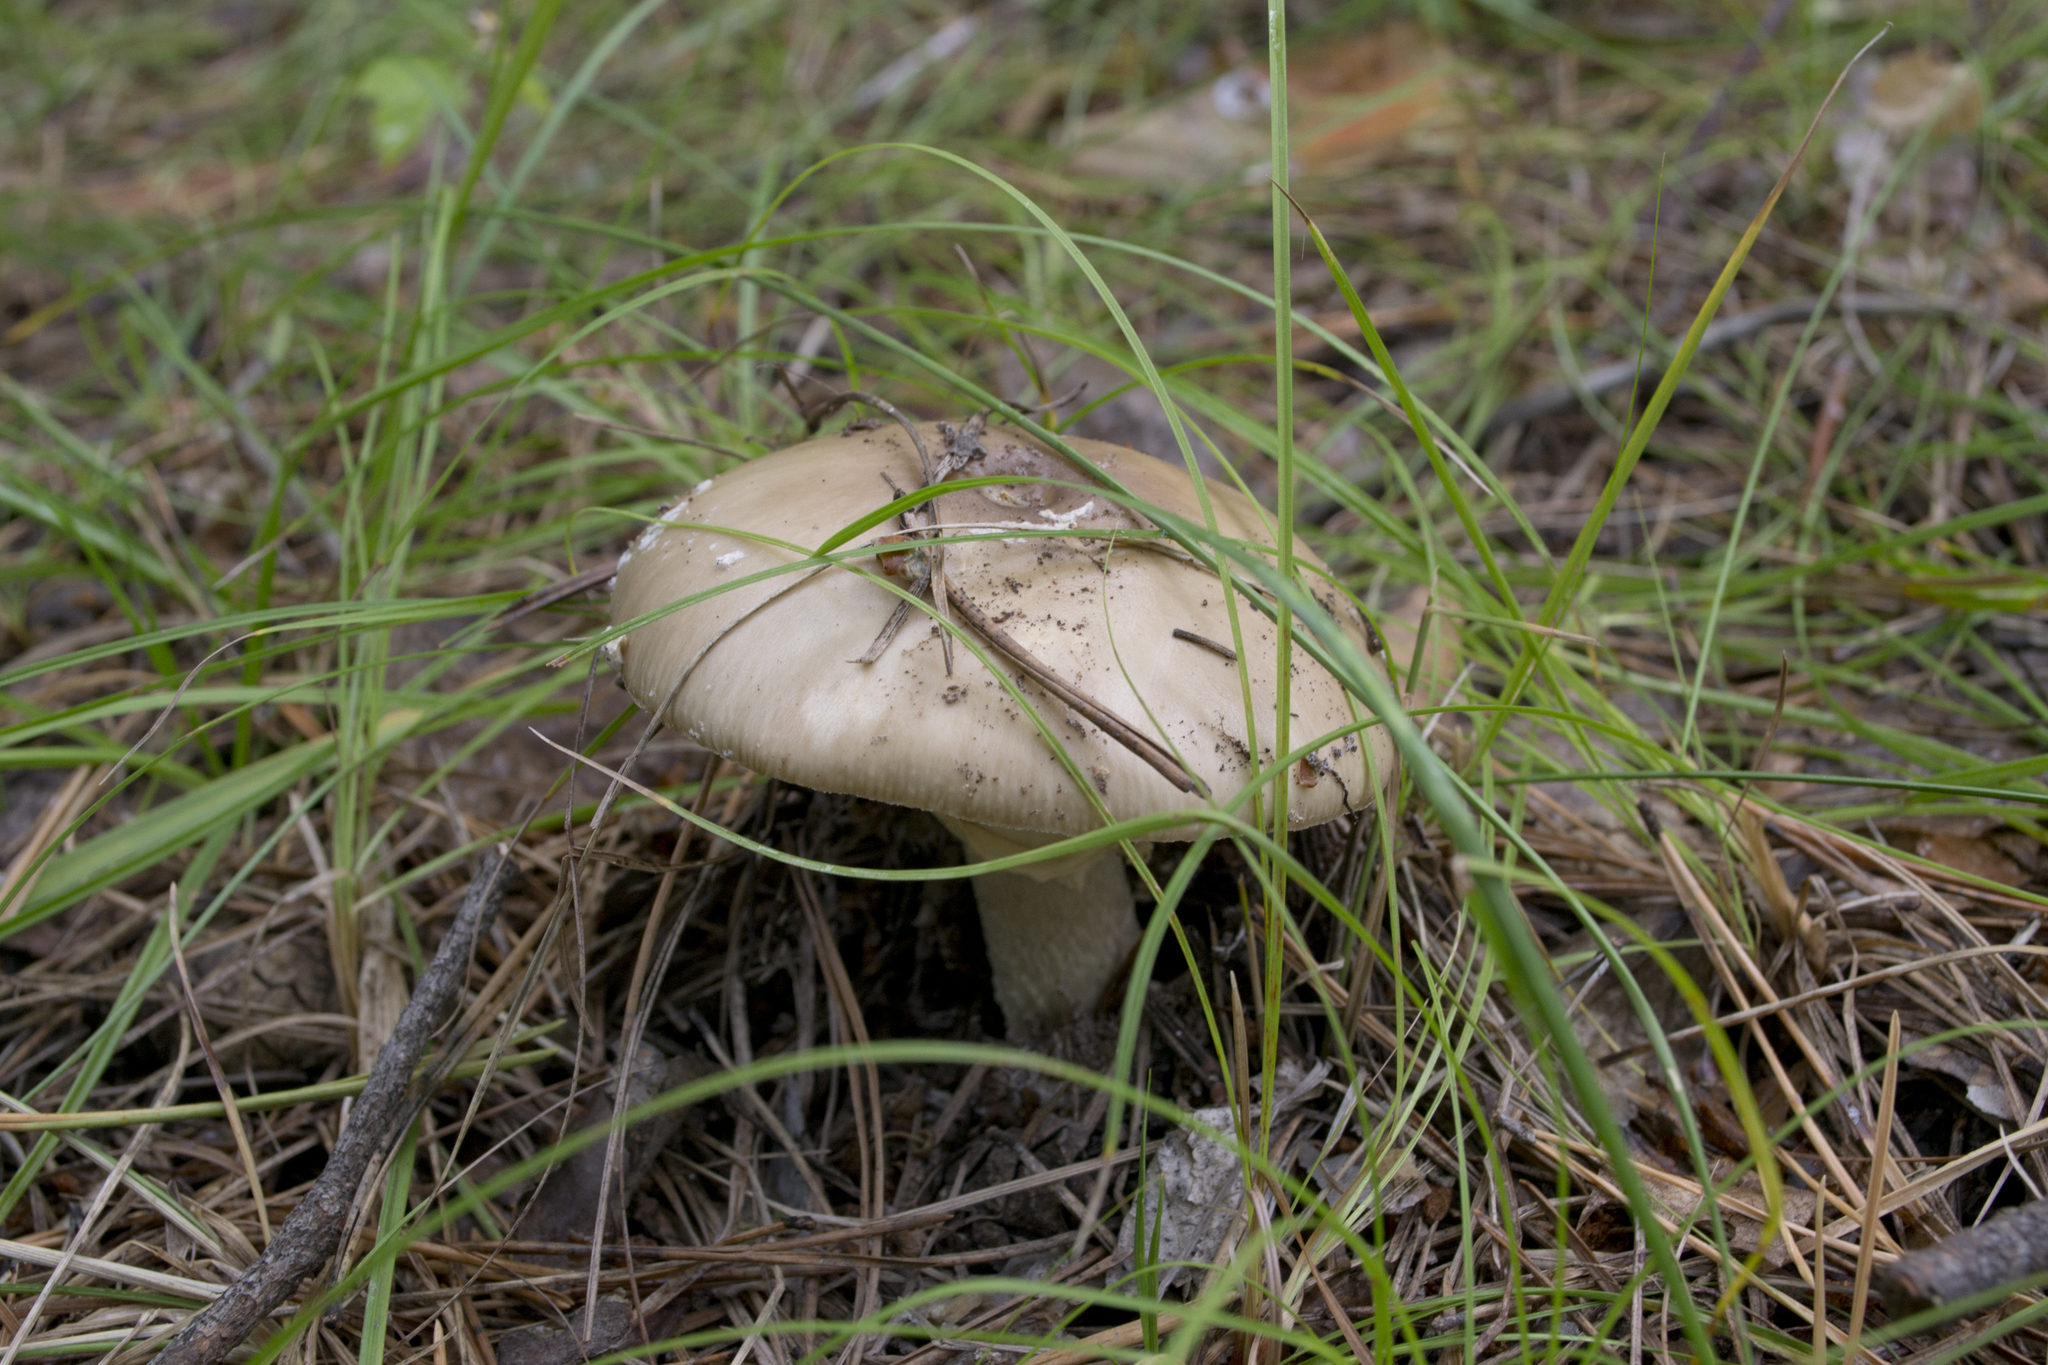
970;853;1141;1036
939;818;1142;1036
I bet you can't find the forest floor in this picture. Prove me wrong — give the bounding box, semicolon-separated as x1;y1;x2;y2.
3;2;2048;1365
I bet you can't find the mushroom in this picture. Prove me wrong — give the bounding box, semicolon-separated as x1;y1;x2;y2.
607;421;1400;1037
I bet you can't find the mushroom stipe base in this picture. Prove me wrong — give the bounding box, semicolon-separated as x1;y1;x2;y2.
966;850;1142;1037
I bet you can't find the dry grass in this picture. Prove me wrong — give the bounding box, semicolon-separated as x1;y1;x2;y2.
4;1;2048;1364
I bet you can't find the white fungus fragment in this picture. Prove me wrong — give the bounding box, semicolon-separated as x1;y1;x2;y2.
1038;501;1096;529
715;550;746;568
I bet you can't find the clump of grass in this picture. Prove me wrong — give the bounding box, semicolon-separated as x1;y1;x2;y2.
4;2;2048;1364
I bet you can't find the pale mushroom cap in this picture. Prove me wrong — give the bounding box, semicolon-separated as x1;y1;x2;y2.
609;423;1396;842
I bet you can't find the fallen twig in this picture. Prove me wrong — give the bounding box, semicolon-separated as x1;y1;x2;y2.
1873;1198;2048;1318
476;562;620;640
1482;294;1943;434
1171;627;1237;662
948;590;1201;795
153;850;517;1365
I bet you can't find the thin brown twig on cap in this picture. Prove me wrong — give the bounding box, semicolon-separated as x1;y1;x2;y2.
1172;628;1237;662
152;850;518;1365
948;590;1202;796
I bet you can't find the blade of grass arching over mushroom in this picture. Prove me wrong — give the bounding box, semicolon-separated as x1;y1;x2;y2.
725;268;1479;785
733;275;1270;767
1161;520;1721;1364
726;271;1290;824
1474;29;1889;760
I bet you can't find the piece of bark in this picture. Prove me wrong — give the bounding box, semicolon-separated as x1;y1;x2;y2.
1874;1199;2048;1317
154;853;516;1365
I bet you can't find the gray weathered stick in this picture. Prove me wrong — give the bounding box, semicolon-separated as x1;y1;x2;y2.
154;851;516;1365
1874;1198;2048;1318
1481;294;1943;435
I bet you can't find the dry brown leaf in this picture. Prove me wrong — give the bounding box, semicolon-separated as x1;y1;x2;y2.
1904;1038;2019;1123
1064;82;1270;187
1641;1165;1817;1268
276;703;329;741
1875;816;2027;888
1065;22;1468;189
1985;247;2048;315
1290;22;1466;173
1863;53;1983;140
1754;749;1809;802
